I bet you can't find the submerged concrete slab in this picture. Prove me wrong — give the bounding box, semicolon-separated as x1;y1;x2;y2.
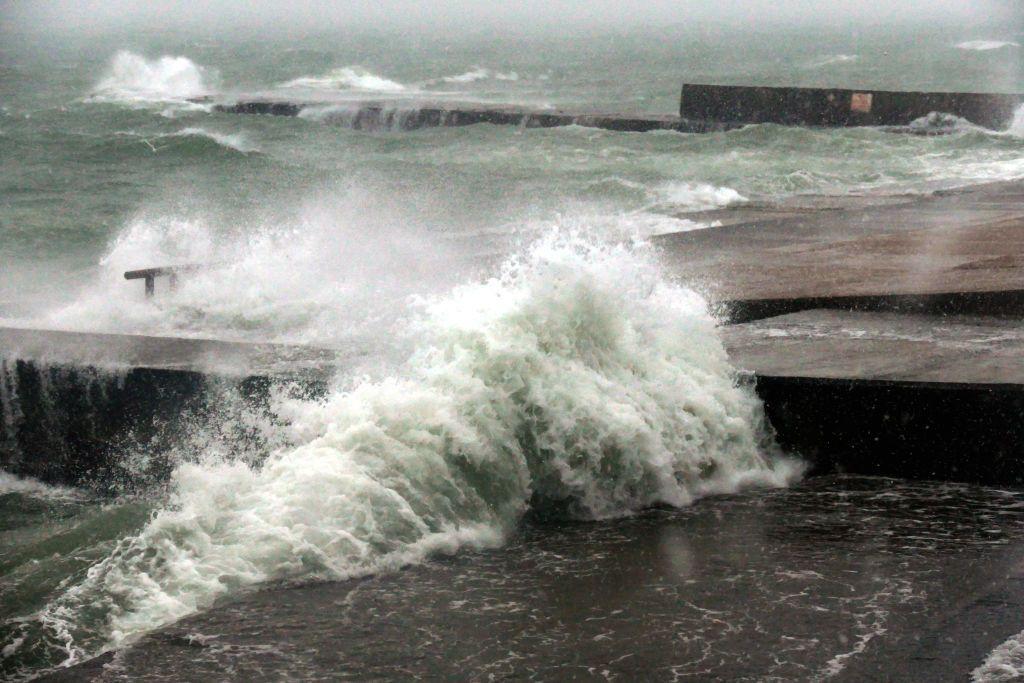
658;180;1024;321
724;310;1024;483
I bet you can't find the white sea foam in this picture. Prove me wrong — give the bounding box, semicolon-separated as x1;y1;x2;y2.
1008;105;1024;137
35;230;798;660
973;630;1024;681
655;182;747;212
429;68;520;85
90;51;212;105
37;189;472;350
280;66;408;92
955;40;1020;51
0;471;81;501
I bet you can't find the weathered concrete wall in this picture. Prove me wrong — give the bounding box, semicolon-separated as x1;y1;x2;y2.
724;310;1024;484
0;328;336;489
753;376;1024;484
0;358;326;490
680;83;1023;129
215;101;735;134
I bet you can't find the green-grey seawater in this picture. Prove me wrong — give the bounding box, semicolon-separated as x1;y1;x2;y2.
1;15;1023;680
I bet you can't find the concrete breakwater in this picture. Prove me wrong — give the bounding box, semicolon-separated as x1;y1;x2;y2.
0;328;335;489
214;100;733;133
680;83;1024;129
214;84;1023;134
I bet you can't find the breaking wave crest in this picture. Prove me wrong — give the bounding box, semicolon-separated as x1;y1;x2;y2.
955;40;1020;51
280;66;408;92
1009;105;1024;138
427;67;520;85
160;127;258;154
20;231;797;670
806;54;859;68
90;51;212;105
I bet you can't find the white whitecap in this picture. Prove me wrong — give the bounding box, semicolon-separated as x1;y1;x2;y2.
807;54;859;68
655;182;747;212
973;630;1024;681
955;40;1020;51
280;66;409;92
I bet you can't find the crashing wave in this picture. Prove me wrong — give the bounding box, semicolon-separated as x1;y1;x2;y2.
90;51;212;105
27;230;797;665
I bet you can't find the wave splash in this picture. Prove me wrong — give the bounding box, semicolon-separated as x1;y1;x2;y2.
1009;105;1024;138
90;51;213;105
27;231;797;667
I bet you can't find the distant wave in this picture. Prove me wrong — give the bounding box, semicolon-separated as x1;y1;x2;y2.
807;54;859;68
279;65;522;93
955;40;1020;51
90;50;212;105
166;127;258;153
428;67;520;85
280;66;409;92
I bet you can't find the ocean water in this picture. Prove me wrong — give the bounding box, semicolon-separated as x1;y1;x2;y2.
1;15;1024;680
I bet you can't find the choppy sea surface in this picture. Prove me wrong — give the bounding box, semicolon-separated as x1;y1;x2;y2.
2;17;1024;681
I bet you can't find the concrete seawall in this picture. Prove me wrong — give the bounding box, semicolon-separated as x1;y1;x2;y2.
723;310;1024;484
680;83;1023;130
213;84;1022;135
216;100;733;134
0;328;335;489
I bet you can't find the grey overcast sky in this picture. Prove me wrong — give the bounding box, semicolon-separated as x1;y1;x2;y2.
3;0;1021;33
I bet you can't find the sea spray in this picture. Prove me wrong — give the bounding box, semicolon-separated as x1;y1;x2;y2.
89;51;213;105
20;231;797;669
38;187;470;350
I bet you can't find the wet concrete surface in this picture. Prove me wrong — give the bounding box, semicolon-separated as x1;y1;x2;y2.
45;477;1024;682
723;309;1024;385
660;180;1024;310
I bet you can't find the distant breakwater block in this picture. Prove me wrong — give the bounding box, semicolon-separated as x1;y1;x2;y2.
680;83;1024;130
0;328;335;490
214;100;737;134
